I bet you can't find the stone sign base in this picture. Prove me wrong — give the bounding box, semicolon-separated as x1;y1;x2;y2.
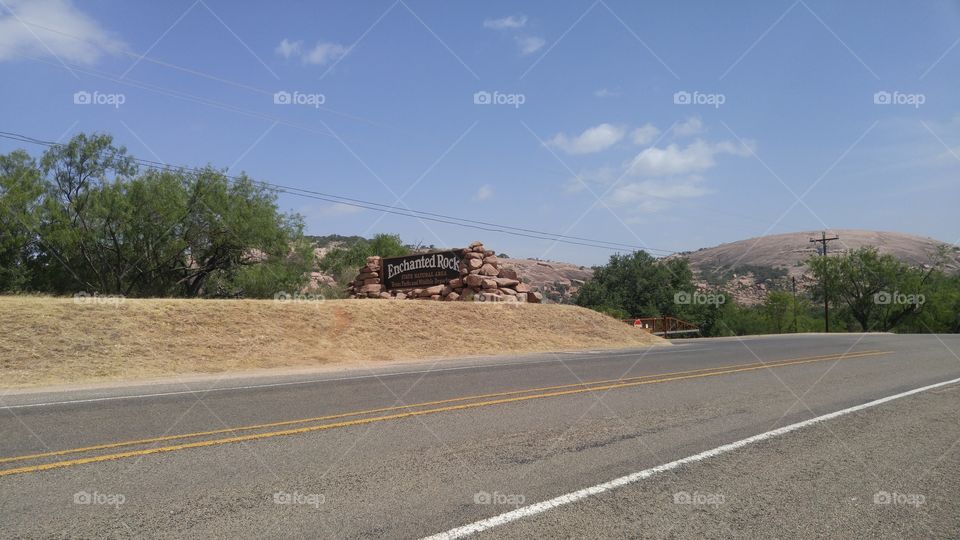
348;241;543;303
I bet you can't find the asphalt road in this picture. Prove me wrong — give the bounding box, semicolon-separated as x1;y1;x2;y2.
1;334;958;538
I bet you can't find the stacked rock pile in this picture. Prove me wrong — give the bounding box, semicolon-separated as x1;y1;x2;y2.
347;241;543;303
350;256;389;299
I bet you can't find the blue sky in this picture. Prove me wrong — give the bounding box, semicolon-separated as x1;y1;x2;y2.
1;0;959;266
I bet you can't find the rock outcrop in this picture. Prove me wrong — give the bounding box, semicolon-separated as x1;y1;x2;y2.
348;242;542;303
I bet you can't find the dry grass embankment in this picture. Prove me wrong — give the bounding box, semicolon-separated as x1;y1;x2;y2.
1;296;665;388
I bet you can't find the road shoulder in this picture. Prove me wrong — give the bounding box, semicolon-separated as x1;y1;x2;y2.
467;379;960;539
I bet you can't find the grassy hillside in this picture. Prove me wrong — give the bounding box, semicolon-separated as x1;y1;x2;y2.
1;296;665;388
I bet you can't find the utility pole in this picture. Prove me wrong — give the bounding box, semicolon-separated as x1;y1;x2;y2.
810;232;840;332
792;276;798;333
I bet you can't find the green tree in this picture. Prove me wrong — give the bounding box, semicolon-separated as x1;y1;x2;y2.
35;133;138;293
0;150;45;291
761;291;793;333
715;302;768;336
807;247;938;332
575;251;694;318
1;133;310;297
207;237;314;298
172;168;306;297
319;233;410;282
897;271;960;333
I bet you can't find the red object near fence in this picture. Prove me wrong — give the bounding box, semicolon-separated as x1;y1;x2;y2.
623;317;700;336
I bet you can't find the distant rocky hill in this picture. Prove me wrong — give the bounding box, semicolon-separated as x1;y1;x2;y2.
498;258;594;303
678;230;958;275
306;230;957;305
673;230;959;305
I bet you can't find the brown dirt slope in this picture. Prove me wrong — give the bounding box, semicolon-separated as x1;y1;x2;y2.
0;296;664;389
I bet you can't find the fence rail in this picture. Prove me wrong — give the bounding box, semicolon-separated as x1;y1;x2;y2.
624;317;700;336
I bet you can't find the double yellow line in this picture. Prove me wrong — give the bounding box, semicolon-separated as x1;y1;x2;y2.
0;349;892;478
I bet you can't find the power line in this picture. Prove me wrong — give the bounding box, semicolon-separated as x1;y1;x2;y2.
17;54;347;140
10;18;391;130
0;130;679;254
0;20;686;253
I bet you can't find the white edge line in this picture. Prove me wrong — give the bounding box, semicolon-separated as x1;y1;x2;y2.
422;375;960;540
1;347;711;410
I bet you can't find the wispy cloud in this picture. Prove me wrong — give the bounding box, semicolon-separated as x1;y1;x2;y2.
484;13;542;56
608;177;710;206
631;124;660;145
515;35;545;55
473;184;494;201
626;139;752;177
274;38;346;66
274;38;301;59
594;88;621;98
303;42;347;66
0;0;126;64
673;116;704;137
483;14;527;30
547;123;626;155
560;120;755;214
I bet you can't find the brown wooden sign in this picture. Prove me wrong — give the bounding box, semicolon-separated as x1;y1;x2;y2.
383;251;462;290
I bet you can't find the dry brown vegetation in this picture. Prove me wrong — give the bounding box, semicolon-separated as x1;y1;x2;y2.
1;296;665;389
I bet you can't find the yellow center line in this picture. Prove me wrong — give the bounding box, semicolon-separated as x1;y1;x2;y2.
0;350;894;478
0;350;885;465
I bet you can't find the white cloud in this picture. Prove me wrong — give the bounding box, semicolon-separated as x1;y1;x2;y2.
482;14;542;55
609;178;710;206
547;123;626;155
594;88;621;98
561;131;754;213
630;124;660;145
673;116;704;137
274;39;346;66
0;0;126;64
515;35;545;55
473;184;494;201
483;14;528;30
274;38;302;59
606;177;713;215
302;42;347;66
626;139;752;177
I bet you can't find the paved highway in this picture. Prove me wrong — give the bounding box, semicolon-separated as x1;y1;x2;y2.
1;334;958;538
